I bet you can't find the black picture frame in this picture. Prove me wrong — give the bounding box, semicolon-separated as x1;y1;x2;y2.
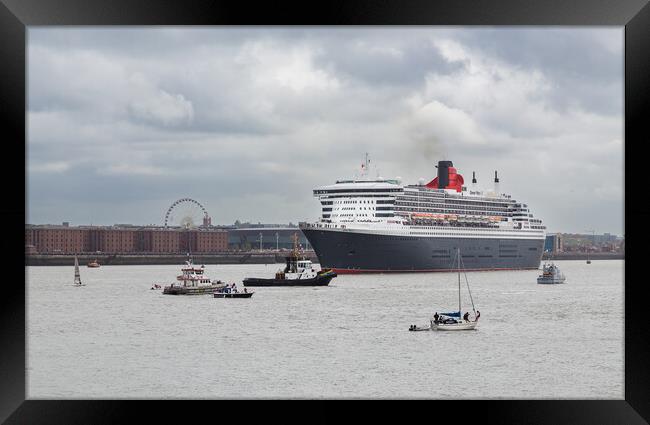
3;0;648;423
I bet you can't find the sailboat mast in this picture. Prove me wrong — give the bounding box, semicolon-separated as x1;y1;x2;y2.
460;254;477;315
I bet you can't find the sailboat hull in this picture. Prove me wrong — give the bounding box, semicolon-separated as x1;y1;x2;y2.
430;321;478;331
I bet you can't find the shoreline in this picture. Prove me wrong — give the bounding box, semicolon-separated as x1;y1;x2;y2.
541;252;623;261
25;252;319;266
25;251;622;266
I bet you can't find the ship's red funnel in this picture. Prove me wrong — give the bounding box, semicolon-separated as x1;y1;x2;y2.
426;162;464;192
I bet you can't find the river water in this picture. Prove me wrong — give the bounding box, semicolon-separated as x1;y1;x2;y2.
26;260;623;399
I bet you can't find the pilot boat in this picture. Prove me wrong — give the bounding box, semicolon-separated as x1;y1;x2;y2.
162;257;227;295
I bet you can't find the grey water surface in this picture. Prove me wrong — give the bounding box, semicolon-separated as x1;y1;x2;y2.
26;260;623;399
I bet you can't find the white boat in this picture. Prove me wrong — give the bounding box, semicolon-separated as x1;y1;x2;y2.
73;256;85;286
431;318;478;331
429;249;480;331
537;262;566;284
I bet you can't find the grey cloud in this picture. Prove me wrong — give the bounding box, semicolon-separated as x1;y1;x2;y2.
26;27;624;235
451;27;623;115
312;33;463;87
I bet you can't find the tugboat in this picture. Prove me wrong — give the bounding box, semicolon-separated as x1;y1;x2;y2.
87;259;100;268
537;262;566;284
214;283;254;298
242;234;337;287
162;257;227;295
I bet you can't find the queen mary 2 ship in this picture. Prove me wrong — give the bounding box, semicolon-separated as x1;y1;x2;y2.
299;158;546;273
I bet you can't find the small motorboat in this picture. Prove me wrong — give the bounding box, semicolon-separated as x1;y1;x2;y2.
214;283;253;298
408;324;431;332
214;291;254;298
87;259;100;268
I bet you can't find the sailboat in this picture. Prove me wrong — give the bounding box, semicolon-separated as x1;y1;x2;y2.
586;230;593;264
73;256;85;286
430;248;479;331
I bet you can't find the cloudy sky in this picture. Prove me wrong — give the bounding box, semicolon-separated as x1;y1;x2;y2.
27;27;623;235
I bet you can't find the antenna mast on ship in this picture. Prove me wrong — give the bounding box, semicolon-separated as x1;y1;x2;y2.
360;152;370;178
291;232;300;258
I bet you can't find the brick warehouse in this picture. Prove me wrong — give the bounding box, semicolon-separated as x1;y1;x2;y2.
25;224;228;254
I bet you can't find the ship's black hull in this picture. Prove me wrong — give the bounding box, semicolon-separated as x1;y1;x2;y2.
242;272;336;287
301;228;544;273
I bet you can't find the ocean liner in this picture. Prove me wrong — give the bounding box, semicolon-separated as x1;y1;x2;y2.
299;156;546;273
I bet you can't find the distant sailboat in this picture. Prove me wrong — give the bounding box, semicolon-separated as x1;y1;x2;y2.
73;256;85;286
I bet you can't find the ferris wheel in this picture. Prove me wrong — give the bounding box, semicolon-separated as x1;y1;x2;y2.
164;198;210;229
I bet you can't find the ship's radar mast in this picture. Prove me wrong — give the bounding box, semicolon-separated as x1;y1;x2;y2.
360;152;370;178
290;232;301;258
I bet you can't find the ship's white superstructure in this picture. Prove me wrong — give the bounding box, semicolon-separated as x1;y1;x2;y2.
307;178;545;239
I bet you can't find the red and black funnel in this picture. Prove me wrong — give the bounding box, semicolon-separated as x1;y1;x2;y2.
426;160;464;192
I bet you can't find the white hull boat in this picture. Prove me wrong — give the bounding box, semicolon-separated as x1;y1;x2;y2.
537;262;566;284
430;321;478;331
162;257;226;295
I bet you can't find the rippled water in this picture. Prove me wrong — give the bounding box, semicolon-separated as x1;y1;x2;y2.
26;260;623;399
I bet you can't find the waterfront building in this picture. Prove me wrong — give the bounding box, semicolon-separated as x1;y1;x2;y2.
544;234;563;253
25;224;228;255
227;227;309;251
